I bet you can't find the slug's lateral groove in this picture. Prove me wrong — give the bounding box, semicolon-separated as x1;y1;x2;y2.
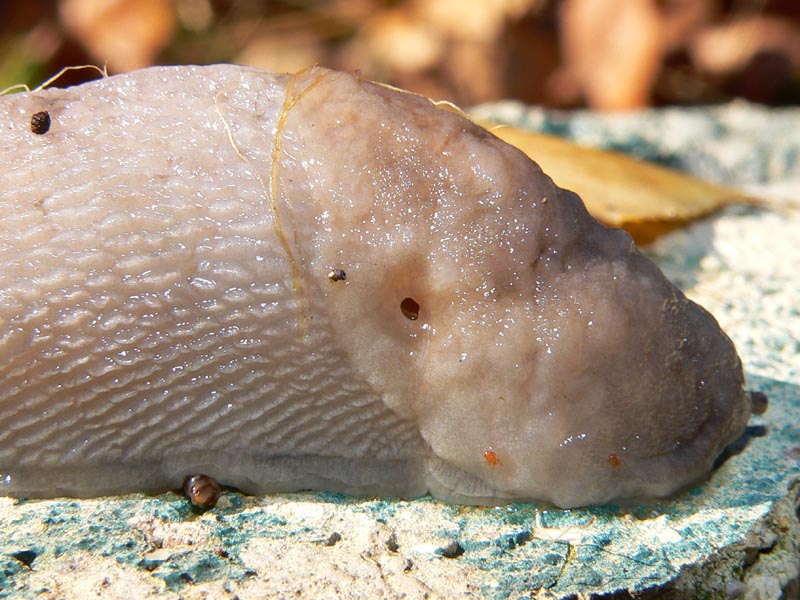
0;65;752;507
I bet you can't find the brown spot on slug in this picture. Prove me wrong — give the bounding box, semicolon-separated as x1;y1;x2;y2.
400;297;420;320
750;391;768;415
483;448;499;466
327;269;346;282
183;474;222;507
30;111;51;135
608;453;621;467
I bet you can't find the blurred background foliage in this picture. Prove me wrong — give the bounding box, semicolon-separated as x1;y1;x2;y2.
1;0;798;109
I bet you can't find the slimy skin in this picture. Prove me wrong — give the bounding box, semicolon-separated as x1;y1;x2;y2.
0;65;752;508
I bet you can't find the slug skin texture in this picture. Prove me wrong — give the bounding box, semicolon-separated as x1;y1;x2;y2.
0;65;751;508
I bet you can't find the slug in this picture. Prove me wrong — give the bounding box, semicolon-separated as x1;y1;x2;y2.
0;65;754;508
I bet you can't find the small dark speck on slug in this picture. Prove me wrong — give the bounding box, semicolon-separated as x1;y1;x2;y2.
327;268;346;282
608;453;621;467
183;473;222;508
30;111;51;135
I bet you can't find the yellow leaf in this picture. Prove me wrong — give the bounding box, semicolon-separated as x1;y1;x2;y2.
479;121;751;244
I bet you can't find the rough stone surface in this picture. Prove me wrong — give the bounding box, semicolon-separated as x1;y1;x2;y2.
2;102;799;599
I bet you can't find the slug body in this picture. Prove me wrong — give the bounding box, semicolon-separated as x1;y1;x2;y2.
0;65;751;507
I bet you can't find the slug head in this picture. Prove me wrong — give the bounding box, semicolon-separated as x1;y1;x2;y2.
280;68;751;507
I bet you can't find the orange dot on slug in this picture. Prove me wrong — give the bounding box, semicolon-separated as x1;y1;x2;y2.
483;448;499;466
608;453;621;467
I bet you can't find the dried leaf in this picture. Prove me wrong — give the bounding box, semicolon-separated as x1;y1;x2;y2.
362;8;443;72
59;0;176;72
479;121;751;244
559;0;663;109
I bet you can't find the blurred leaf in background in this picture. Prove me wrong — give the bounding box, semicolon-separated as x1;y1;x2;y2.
1;0;798;108
59;0;177;73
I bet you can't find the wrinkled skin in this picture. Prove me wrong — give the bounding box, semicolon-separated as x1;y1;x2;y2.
0;65;751;507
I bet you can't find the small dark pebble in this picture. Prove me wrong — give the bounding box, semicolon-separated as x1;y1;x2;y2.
403;558;413;572
30;111;51;135
438;540;464;559
727;581;747;599
323;532;342;547
183;474;222;508
11;550;37;568
543;552;563;566
507;530;532;549
139;557;165;572
385;533;399;552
